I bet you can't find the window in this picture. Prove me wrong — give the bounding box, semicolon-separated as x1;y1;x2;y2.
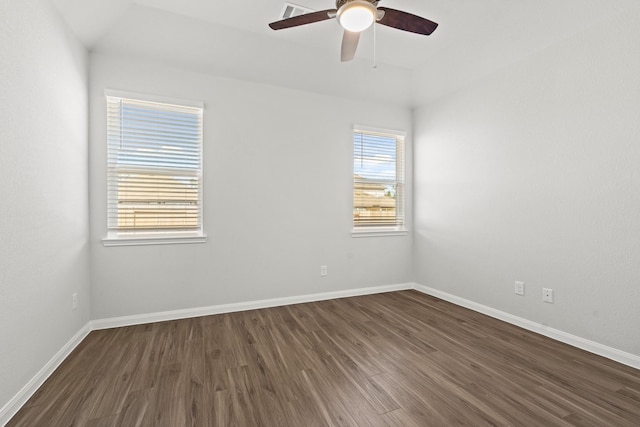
104;93;204;245
353;127;406;235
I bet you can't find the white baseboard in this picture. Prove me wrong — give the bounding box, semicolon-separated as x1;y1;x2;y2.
0;323;92;426
413;283;640;370
91;283;414;330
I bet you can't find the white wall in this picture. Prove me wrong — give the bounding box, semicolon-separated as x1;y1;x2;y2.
0;0;89;413
89;54;413;320
413;8;640;357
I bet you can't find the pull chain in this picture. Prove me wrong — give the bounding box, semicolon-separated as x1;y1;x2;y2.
373;21;377;69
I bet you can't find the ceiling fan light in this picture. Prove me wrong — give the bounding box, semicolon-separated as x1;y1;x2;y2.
337;1;376;33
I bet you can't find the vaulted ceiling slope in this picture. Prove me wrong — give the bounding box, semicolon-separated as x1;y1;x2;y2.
52;0;640;107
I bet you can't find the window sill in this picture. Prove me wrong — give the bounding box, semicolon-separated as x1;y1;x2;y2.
351;228;408;238
102;233;207;247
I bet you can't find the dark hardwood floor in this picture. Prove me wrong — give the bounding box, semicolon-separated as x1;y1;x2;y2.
7;290;640;426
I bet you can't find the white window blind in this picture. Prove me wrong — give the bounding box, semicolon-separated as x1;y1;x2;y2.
353;128;405;229
106;96;203;236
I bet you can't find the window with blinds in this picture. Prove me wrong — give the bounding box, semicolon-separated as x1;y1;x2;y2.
106;95;203;238
353;128;405;230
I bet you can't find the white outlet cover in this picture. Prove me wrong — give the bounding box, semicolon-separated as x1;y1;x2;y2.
543;288;554;303
515;281;525;296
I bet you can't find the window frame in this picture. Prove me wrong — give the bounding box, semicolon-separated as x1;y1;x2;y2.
101;90;206;247
352;125;407;238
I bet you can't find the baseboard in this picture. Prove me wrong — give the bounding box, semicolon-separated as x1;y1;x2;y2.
413;283;640;370
0;323;92;426
91;282;414;330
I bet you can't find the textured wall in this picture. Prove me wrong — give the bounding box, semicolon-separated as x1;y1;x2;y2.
89;54;413;319
0;0;89;411
413;7;640;356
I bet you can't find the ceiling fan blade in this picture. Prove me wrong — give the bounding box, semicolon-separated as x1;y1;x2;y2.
269;9;337;30
341;30;360;62
377;7;438;35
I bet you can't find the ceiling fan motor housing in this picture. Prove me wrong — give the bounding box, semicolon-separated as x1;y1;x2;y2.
336;0;378;9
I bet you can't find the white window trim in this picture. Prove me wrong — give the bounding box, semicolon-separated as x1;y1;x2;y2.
102;233;207;247
103;89;206;247
351;228;408;238
104;89;204;110
353;124;407;138
352;124;408;237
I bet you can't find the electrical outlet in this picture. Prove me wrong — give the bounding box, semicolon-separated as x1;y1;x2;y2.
320;265;328;277
542;288;553;303
515;281;525;296
72;293;78;311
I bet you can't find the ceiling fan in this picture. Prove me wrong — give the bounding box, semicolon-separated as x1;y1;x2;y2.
268;0;438;62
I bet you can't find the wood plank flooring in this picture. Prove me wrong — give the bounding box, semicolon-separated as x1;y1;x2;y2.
7;290;640;426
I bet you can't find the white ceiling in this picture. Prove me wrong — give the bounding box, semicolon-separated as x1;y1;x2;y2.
51;0;639;107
